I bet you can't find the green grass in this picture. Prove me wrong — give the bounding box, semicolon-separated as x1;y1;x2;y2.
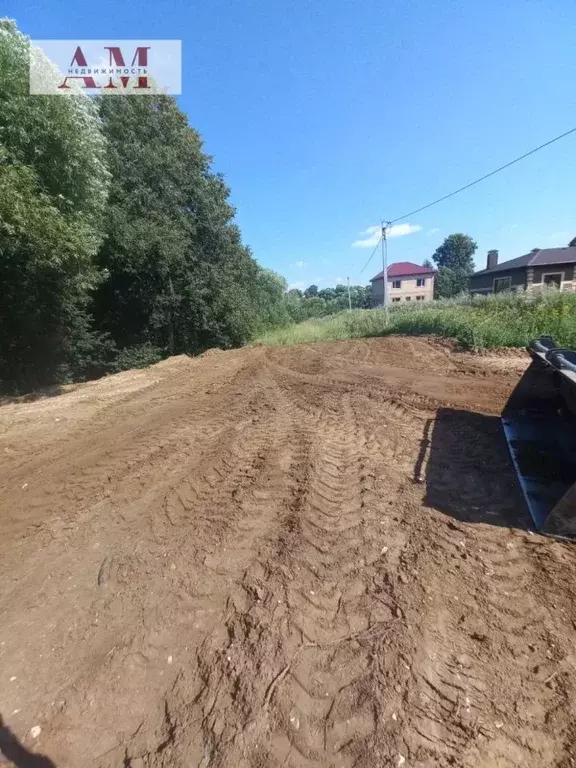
257;288;576;350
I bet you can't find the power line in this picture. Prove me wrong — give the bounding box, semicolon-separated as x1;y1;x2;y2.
359;236;382;274
387;126;576;225
358;126;576;281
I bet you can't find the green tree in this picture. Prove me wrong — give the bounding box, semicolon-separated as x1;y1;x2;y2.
304;284;318;298
250;268;291;330
350;285;372;309
301;296;327;318
422;258;434;269
434;268;470;298
569;237;576;247
284;290;304;323
94;95;269;358
0;20;110;392
432;233;477;298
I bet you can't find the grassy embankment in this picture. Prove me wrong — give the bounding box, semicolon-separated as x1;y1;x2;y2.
257;288;576;350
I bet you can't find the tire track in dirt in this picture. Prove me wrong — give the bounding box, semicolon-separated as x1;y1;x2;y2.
164;360;418;768
389;407;576;767
1;356;313;766
115;371;314;767
3;337;576;768
0;353;254;544
266;393;379;767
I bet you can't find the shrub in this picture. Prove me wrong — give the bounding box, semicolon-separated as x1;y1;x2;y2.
257;287;576;350
108;343;164;373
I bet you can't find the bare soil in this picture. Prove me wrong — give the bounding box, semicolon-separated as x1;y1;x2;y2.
1;337;576;768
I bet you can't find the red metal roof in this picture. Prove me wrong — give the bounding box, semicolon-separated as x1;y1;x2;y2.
370;262;436;281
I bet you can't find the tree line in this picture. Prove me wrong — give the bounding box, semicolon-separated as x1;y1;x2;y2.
0;20;294;394
283;284;372;322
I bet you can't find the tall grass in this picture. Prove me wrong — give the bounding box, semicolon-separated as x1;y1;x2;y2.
257;288;576;350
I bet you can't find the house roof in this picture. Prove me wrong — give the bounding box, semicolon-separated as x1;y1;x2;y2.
370;262;436;281
472;247;576;276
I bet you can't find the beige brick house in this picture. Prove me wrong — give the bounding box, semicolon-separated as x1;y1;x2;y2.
370;262;436;305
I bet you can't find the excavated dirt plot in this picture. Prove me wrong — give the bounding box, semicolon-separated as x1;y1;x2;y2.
1;337;576;768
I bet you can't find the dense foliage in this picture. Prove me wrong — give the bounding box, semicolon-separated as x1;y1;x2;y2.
0;20;324;394
0;20;110;392
432;233;477;298
93;95;271;361
284;284;371;322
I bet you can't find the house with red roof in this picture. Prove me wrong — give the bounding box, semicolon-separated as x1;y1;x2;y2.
370;262;436;305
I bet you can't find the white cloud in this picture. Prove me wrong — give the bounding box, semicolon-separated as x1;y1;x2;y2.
387;223;422;239
352;223;421;248
287;281;306;290
292;260;307;268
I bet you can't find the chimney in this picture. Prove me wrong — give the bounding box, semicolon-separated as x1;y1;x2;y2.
486;249;499;270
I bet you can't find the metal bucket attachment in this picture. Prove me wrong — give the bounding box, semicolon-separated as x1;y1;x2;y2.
502;337;576;538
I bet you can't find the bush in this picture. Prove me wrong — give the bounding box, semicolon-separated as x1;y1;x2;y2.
108;343;164;373
257;287;576;350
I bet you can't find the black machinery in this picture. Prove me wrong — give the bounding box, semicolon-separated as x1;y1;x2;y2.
502;337;576;538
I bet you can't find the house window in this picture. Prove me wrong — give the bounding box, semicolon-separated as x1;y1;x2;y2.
405;296;411;301
416;278;426;287
392;297;401;303
543;272;563;289
493;276;512;293
416;295;425;301
392;280;402;289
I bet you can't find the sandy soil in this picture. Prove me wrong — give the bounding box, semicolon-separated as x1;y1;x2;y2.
1;337;576;768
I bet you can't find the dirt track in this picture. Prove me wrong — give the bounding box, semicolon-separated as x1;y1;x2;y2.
2;337;576;768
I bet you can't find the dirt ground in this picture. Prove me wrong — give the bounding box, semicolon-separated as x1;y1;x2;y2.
2;336;576;768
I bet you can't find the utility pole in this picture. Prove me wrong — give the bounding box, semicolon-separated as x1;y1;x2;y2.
381;221;389;324
347;276;352;311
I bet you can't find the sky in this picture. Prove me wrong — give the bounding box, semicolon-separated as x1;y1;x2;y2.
6;0;576;288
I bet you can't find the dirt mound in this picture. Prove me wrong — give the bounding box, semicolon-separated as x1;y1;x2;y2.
1;337;575;767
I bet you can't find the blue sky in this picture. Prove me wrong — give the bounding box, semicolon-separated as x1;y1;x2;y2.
7;0;576;288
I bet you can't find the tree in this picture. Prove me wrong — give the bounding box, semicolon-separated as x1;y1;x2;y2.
422;258;434;269
0;20;110;392
94;94;270;358
304;284;318;298
432;233;477;270
318;287;335;301
431;233;477;298
249;269;291;330
301;297;326;318
434;268;470;298
569;237;576;247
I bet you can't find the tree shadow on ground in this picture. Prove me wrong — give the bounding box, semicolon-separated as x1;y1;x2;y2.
0;716;56;767
417;407;531;531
